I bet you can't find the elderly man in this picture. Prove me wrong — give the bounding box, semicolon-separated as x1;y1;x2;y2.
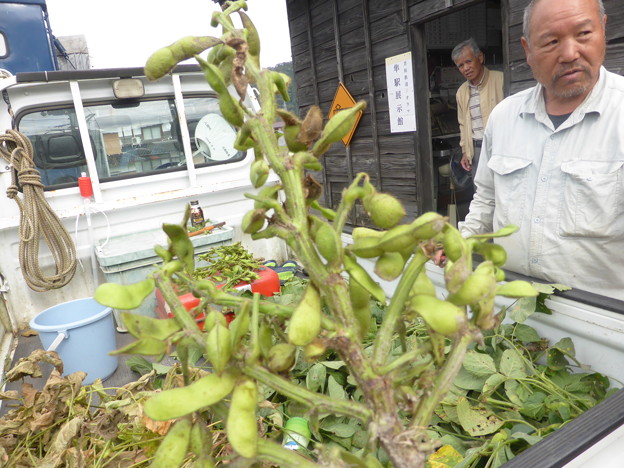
452;38;504;180
459;0;624;301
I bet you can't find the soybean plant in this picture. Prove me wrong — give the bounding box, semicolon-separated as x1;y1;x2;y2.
95;1;537;467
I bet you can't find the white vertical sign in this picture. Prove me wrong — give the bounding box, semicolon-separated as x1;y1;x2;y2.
385;52;417;133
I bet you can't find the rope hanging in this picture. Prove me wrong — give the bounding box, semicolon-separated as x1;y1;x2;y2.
0;130;77;292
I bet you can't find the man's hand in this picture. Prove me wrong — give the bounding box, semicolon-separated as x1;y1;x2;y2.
460;153;472;171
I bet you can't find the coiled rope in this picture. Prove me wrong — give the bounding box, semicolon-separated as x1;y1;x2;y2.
0;130;77;292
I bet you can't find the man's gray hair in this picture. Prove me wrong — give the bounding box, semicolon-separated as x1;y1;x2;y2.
451;38;481;62
523;0;606;42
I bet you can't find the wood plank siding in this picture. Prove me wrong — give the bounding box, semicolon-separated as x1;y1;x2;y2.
285;0;624;227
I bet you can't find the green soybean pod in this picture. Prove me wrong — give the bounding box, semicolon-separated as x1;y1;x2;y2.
219;92;245;127
145;36;221;81
144;371;236;421
206;323;232;375
227;379;258;458
163;223;195;274
154;244;173;262
150;418;192;467
312;101;367;156
189;420;216;468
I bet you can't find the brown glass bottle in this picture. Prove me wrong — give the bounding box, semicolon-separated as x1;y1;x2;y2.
190;200;205;227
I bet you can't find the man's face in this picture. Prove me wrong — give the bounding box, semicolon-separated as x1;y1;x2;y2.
453;48;485;85
522;0;606;106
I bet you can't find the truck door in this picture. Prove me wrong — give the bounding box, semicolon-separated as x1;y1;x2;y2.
0;0;58;73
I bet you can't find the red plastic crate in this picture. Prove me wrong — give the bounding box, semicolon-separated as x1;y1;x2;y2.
155;267;280;329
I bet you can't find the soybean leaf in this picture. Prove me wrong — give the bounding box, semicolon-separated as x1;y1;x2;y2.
439;434;468;456
454;367;489;391
320;360;346;370
121;312;181;340
428;445;464;467
508;296;537;323
481;373;507;399
327;375;347;400
531;283;572;294
324;422;358;438
513;324;542;343
504;380;526;406
519;392;547;419
110;337;167;356
456;397;504;436
547;348;569;371
95;278;155;310
306;363;327;393
442;404;460;425
511;432;543;446
126;356;153;375
500;349;528;379
535;292;553;314
463;351;497;377
493;445;515;468
553;337;576;358
550;370;587;393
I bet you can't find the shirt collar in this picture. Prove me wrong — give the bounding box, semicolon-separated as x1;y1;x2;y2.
520;66;607;121
469;67;489;89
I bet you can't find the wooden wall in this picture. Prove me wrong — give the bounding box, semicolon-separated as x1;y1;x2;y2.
285;0;624;227
506;0;624;94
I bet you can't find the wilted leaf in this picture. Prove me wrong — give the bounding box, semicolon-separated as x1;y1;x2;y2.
39;416;84;468
428;444;464;468
456;397;504;436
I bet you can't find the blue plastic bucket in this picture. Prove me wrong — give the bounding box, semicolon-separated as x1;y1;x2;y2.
29;298;118;385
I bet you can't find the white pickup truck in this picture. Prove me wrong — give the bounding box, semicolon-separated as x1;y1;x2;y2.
0;66;622;467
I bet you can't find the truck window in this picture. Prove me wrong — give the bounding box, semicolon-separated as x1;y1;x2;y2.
17;96;243;187
0;33;7;58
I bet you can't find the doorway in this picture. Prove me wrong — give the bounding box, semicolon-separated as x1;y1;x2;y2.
423;0;503;223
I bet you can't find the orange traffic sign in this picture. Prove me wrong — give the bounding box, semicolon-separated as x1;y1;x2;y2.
329;82;362;147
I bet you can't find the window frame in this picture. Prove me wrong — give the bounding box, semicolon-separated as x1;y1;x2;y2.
14;82;246;195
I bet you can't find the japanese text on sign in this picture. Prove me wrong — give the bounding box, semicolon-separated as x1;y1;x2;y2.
385;52;416;133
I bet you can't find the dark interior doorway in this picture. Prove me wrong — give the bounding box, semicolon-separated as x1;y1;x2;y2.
424;0;503;224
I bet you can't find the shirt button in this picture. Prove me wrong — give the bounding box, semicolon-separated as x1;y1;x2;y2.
534;217;541;223
587;176;593;181
531;258;538;264
541;176;548;182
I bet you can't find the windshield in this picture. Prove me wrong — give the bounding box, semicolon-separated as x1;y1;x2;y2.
17;96;243;187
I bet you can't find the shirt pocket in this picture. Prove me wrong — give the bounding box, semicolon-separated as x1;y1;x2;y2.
558;160;623;238
488;155;532;227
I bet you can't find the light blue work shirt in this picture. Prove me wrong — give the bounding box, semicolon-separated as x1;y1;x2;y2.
460;67;624;301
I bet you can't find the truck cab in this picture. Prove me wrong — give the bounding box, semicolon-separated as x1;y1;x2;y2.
0;0;60;74
0;64;285;341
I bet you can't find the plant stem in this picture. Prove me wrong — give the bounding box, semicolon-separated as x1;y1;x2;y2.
333;173;367;233
373;249;428;366
412;333;473;428
209;291;337;331
379;345;431;375
257;439;318;468
243;365;372;423
154;272;205;349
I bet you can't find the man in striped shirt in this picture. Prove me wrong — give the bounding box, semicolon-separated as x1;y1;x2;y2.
452;38;504;184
